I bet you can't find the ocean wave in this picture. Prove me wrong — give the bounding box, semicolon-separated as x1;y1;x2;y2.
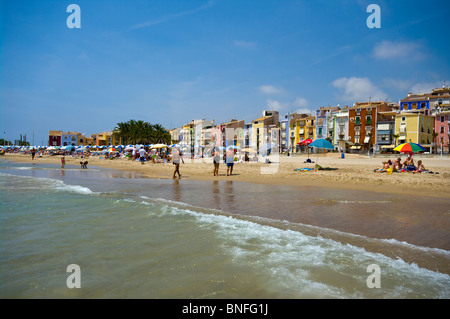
0;172;94;195
159;204;450;298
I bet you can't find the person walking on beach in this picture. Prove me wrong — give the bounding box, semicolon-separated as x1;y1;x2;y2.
139;147;147;164
172;148;184;178
226;147;235;176
31;148;36;160
61;155;65;169
212;147;220;176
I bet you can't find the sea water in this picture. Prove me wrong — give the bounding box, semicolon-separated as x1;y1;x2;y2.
0;159;449;298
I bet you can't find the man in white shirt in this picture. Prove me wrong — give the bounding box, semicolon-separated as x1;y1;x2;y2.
171;148;184;178
139;147;147;164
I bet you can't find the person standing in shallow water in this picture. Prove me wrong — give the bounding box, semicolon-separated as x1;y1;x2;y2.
226;148;235;176
212;148;220;176
61;155;65;169
171;148;184;179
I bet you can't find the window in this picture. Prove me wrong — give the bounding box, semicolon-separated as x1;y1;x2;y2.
366;116;372;125
420;102;427;109
378;134;390;142
318;128;323;136
355;116;361;125
400;124;407;133
401;116;406;122
402;103;409;110
281;123;286;129
356;109;361;115
441;116;445;123
411;103;417;109
441;127;445;133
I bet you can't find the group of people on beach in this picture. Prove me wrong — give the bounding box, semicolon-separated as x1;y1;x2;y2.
375;155;433;174
128;146;239;178
212;147;237;176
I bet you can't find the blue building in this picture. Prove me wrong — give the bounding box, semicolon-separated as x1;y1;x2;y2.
400;92;430;113
280;112;306;152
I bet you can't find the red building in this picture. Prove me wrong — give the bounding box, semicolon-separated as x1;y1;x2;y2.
48;130;62;146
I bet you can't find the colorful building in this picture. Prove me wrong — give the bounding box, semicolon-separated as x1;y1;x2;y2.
251;111;279;152
315;106;340;140
48;130;62;146
61;132;79;146
280;112;306;152
333;107;350;151
395;112;435;152
434;104;450;153
292;115;316;152
348;102;392;151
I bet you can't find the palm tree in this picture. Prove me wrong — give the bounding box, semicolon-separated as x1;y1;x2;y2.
432;131;438;154
113;120;171;145
392;133;400;146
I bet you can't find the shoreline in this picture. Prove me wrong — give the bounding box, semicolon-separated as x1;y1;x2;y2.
3;153;449;199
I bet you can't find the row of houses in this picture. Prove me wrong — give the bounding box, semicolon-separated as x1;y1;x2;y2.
48;131;121;147
169;86;450;154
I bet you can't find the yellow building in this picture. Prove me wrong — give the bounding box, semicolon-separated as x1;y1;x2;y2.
251;111;279;151
94;131;121;146
395;113;434;152
293;116;316;148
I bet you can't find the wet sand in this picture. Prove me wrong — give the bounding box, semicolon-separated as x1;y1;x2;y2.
5;152;450;197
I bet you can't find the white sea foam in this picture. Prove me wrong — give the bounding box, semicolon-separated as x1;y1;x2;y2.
0;172;94;195
116;196;450;297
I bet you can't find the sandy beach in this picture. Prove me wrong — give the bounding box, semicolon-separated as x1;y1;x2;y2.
4;152;450;198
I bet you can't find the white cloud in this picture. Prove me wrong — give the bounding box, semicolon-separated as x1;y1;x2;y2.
265;97;311;113
292;97;308;108
266;99;287;111
410;81;443;94
295;108;314;115
372;40;425;60
332;77;388;102
259;85;284;95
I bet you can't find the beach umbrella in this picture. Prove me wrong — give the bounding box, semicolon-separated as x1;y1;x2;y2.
308;139;334;150
297;138;313;145
170;144;181;148
152;144;167;148
308;139;334;167
107;147;118;152
393;142;424;154
298;138;314;158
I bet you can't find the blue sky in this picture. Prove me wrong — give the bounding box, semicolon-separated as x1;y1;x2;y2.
1;0;449;145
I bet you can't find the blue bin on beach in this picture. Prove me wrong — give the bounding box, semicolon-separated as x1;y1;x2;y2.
341;152;345;159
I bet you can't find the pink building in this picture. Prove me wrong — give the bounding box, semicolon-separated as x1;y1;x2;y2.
435;105;450;153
